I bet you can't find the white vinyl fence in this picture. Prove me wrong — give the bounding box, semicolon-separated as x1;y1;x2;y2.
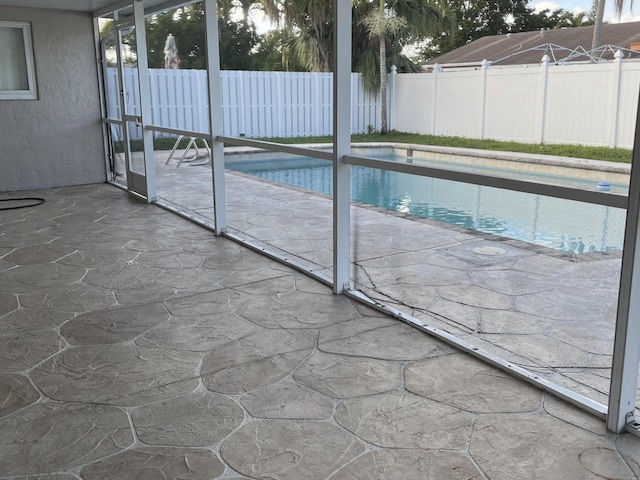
106;68;382;138
391;55;640;149
107;60;640;148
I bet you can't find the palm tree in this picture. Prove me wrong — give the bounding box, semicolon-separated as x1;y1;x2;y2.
357;0;450;135
592;0;634;54
360;1;407;135
591;0;606;53
261;0;449;133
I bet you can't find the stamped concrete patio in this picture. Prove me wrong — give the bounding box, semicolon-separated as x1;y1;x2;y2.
1;183;639;479
155;150;640;412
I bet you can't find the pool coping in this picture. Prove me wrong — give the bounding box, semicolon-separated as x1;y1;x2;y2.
223;142;631;175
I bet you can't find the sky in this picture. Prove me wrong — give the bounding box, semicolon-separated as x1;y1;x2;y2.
533;0;640;23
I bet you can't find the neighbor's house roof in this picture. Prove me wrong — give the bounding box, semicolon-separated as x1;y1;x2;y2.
427;21;640;67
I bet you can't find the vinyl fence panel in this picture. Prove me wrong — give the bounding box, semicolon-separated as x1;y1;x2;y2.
106;68;380;139
107;62;640;147
433;68;485;138
545;63;613;146
483;67;543;143
392;59;640;148
390;73;435;134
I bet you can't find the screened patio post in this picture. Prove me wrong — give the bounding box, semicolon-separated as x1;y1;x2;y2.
332;0;352;294
204;0;227;235
608;88;640;434
133;0;156;201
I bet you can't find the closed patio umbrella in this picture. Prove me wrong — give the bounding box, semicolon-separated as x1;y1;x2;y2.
164;33;180;69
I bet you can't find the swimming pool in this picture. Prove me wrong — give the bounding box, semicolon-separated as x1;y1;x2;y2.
226;152;627;254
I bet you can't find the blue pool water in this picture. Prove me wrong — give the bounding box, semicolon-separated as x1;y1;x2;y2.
226;154;626;254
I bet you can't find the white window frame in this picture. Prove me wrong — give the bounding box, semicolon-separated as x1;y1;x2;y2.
0;21;37;100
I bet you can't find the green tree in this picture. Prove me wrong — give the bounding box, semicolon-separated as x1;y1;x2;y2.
510;7;568;32
556;10;594;27
219;20;261;69
236;0;262;27
144;2;261;69
262;0;334;72
258;0;449;79
421;1;597;61
251;30;308;71
423;0;533;59
261;0;449;134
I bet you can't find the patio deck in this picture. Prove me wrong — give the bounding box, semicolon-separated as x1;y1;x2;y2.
0;179;639;477
154;150;640;412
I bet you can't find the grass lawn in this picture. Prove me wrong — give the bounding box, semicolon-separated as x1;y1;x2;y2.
140;131;632;164
260;131;633;164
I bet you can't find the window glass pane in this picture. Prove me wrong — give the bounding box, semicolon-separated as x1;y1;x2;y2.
0;26;29;91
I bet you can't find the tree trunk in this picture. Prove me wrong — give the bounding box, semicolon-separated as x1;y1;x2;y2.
591;0;606;60
380;35;387;135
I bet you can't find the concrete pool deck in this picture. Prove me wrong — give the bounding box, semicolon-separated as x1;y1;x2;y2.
153;146;639;413
1;182;639;479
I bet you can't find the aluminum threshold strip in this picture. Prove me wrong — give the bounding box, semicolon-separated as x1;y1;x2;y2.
153;197;333;287
626;419;640;437
222;230;333;288
152;200;216;232
344;288;609;419
108;181;150;204
217;136;333;162
345;155;627;209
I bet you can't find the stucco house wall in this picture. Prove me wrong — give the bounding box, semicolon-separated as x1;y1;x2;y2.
0;6;105;192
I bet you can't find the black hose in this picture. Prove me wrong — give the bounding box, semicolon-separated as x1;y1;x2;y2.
0;198;46;211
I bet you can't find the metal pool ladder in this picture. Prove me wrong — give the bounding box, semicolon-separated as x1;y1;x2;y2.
165;135;211;167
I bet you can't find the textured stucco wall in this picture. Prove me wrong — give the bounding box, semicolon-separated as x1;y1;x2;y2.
0;7;106;192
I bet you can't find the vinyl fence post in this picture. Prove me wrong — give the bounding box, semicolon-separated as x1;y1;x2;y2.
238;72;247;137
432;64;441;135
610;50;623;148
313;73;321;136
389;65;397;131
480;59;489;140
195;70;208;134
276;71;285;137
539;54;550;144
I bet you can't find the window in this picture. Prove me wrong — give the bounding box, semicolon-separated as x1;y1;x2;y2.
0;21;37;100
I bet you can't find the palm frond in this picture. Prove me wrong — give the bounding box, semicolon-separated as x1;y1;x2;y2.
359;10;408;39
614;0;634;14
355;46;381;93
